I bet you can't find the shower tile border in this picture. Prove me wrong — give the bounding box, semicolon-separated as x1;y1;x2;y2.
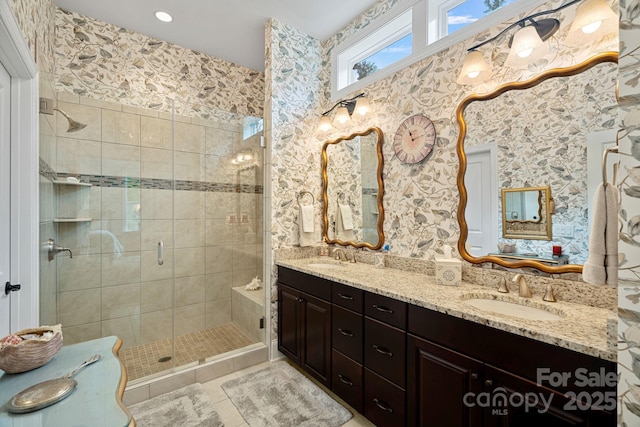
39;162;263;194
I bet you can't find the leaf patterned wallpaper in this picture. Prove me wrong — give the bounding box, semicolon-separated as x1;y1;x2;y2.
617;0;640;423
8;0;56;73
53;9;264;121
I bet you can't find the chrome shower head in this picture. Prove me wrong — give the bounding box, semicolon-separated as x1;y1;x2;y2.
53;108;87;133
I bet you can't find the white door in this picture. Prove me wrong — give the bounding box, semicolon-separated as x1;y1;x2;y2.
0;62;11;337
464;144;498;257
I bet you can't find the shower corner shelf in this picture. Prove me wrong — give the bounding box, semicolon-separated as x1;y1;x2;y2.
53;218;92;223
52;179;92;187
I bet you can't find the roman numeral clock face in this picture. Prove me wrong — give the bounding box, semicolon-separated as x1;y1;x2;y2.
393;114;436;164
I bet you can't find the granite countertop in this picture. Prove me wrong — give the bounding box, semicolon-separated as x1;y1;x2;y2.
276;257;616;362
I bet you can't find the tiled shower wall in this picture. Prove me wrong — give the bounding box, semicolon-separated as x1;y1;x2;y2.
51;93;263;348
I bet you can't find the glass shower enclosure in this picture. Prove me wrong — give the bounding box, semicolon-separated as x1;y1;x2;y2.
39;90;265;383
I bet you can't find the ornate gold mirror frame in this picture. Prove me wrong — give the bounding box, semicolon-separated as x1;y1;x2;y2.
456;52;618;274
322;127;385;250
501;186;552;240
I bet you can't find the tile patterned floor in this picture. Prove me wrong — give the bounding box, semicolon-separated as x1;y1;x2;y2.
201;360;376;427
121;324;256;381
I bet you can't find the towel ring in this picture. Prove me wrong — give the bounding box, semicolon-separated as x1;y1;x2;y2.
297;191;314;207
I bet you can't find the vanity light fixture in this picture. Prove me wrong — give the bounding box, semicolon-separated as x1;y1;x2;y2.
456;0;616;85
318;93;370;132
154;11;173;23
569;0;617;36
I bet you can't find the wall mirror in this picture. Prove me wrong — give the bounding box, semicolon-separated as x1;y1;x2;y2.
501;186;552;240
456;52;618;274
322;127;384;250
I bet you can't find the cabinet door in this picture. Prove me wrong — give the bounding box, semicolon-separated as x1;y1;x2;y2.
483;365;614;427
278;285;301;364
407;334;484;427
301;292;332;387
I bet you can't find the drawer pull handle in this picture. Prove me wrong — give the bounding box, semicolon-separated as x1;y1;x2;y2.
338;328;354;337
373;304;393;314
373;345;393;357
338;293;354;301
338;374;354;386
298;297;305;303
373;398;393;413
485;379;493;387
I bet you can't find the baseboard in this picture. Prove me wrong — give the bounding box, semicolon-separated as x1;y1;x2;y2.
270;339;284;361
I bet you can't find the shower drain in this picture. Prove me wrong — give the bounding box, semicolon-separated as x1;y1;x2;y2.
158;356;172;363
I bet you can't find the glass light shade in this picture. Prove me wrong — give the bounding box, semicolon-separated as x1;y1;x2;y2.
354;97;371;116
505;25;549;67
333;106;351;126
318;115;332;132
457;50;492;85
569;0;617;35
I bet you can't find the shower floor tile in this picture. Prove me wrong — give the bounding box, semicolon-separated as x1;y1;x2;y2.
120;323;256;381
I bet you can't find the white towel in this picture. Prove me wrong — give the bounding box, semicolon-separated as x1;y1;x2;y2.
298;205;315;247
339;203;353;230
583;183;618;286
300;204;314;233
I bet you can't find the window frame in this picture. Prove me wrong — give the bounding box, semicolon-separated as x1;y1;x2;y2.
331;0;549;101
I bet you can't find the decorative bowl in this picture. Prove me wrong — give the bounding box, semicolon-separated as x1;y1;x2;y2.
0;325;63;374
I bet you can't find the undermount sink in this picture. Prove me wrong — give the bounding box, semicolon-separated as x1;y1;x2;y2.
463;297;564;321
305;262;344;269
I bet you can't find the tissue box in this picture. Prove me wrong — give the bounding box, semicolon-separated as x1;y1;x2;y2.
435;258;461;286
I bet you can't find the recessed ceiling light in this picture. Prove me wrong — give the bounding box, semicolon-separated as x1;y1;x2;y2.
155;11;173;23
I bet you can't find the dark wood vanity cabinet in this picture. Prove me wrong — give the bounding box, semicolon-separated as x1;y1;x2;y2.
331;282;365;413
407;305;616;427
277;267;615;427
407;335;484;427
277;268;332;387
363;292;407;427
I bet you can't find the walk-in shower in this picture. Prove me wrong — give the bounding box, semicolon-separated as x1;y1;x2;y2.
38;89;266;383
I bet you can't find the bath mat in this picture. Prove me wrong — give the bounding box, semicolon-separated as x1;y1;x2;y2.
221;361;353;426
128;383;223;427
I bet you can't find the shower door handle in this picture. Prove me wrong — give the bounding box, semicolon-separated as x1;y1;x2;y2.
158;241;164;265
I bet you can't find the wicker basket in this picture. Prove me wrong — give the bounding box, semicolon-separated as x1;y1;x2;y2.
0;325;63;374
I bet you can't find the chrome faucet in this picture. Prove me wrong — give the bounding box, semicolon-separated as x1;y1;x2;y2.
512;274;532;298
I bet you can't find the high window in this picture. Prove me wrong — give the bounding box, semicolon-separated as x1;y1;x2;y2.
332;0;546;99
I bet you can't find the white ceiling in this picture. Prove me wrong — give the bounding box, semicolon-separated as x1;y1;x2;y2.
54;0;379;72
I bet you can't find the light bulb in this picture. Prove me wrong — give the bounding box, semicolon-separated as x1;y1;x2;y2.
518;48;534;58
467;71;480;79
582;20;602;34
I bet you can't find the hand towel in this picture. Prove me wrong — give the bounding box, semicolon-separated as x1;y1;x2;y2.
583;183;618;286
298;205;315;247
339;203;354;230
300;204;314;233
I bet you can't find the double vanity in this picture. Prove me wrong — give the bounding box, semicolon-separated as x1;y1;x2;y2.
276;256;616;426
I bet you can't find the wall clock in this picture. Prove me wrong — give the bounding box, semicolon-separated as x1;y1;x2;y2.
393;114;436;164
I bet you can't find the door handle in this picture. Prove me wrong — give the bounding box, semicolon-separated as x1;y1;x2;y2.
5;282;21;295
158;241;164;265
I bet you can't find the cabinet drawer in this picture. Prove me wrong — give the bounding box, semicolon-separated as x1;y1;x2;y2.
364;317;406;387
278;266;332;301
332;282;363;312
332;305;363;363
364;368;406;427
365;292;406;329
332;349;363;413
